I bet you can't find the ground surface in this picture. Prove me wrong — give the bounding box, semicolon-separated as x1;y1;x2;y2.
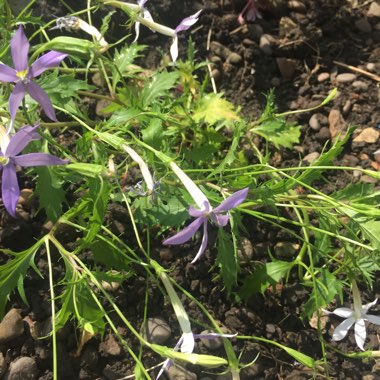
0;0;380;379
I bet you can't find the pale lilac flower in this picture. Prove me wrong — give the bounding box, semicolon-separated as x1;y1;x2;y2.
324;280;380;351
170;10;202;62
164;186;248;263
0;25;68;122
133;0;155;43
0;124;68;217
238;0;262;25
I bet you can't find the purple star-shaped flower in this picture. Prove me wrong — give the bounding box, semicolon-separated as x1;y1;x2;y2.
163;187;248;263
0;25;68;122
0;123;68;217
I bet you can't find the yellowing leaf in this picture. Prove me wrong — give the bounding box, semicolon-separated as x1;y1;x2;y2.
192;94;240;125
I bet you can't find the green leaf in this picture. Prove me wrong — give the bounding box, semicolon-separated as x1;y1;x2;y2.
92;239;132;270
239;260;293;299
192;93;240;125
142;118;163;149
217;229;238;291
66;163;107;178
140;71;179;108
302;269;343;319
35;166;66;222
0;244;39;317
83;177;111;245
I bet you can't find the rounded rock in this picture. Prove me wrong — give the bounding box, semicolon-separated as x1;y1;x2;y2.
200;330;224;350
142;317;171;344
7;357;38;380
336;73;356;83
309;114;321;131
368;2;380;17
317;72;330;82
288;0;307;13
259;34;275;55
0;309;24;344
227;52;243;65
352;80;369;92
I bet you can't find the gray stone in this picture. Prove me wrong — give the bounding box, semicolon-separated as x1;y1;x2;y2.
227;52;243;65
7;357;38;380
342;100;352;115
366;62;376;72
0;309;24;343
336;73;356;83
317;127;331;141
355;18;372;33
237;237;254;262
274;242;300;257
165;364;197;380
210;41;231;59
309;114;321;131
276;57;298;79
317;72;330;82
259;34;275;55
303;152;320;163
142;317;171;344
328;109;347;139
352;80;369;91
368;2;380;17
99;334;122;356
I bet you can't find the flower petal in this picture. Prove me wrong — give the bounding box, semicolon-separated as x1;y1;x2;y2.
332;317;355;341
133;21;141;43
14;153;68;167
170;35;179;62
0;64;18;82
213;213;230;227
213;187;249;213
191;219;209;263
174;10;202;33
9;81;26;122
361;298;378;314
11;25;30;72
330;307;354;319
180;332;195;354
24;81;57;121
189;205;208;218
5;124;40;156
163;216;205;245
30;51;68;78
365;314;380;326
354;318;366;351
1;162;20;217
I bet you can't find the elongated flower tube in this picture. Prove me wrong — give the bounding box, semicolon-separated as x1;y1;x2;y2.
0;26;68;123
0;124;68;217
324;280;380;351
164;162;249;263
133;0;155;42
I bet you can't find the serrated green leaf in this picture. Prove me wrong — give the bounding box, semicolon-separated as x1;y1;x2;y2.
217;229;238;291
142;118;163;149
239;260;293;299
192;93;240;125
35;166;66;222
140;71;179;108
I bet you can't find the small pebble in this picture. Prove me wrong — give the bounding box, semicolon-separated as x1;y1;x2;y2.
0;353;7;378
142;317;171;344
368;2;380;17
0;309;24;343
309;114;321;131
317;72;330;82
259;34;274;55
353;128;379;143
166;364;197;380
342;100;352;115
7;357;38;380
352;80;369;91
317;127;331;141
99;334;122;356
242;38;255;46
227;52;242;64
288;0;307;13
374;149;380;163
304;152;321;163
366;62;376;72
200;330;224;350
336;73;356;83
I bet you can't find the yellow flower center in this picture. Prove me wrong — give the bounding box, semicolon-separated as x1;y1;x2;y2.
16;69;29;80
0;156;9;166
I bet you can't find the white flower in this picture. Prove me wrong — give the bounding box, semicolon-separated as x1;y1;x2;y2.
324;281;380;351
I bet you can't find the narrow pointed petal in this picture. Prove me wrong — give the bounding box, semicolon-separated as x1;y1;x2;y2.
213;188;249;213
191;219;209;263
11;26;30;72
189;205;206;218
24;81;57;121
361;298;378;314
133;22;141;43
214;213;230;227
193;332;237;339
366;315;380;326
5;124;40;156
175;10;202;33
332;317;355;342
30;51;68;78
170;36;179;62
0;64;18;82
331;307;355;319
14;153;68;167
9;82;26;122
1;163;20;217
163;216;205;245
354;319;366;351
180;332;195;354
